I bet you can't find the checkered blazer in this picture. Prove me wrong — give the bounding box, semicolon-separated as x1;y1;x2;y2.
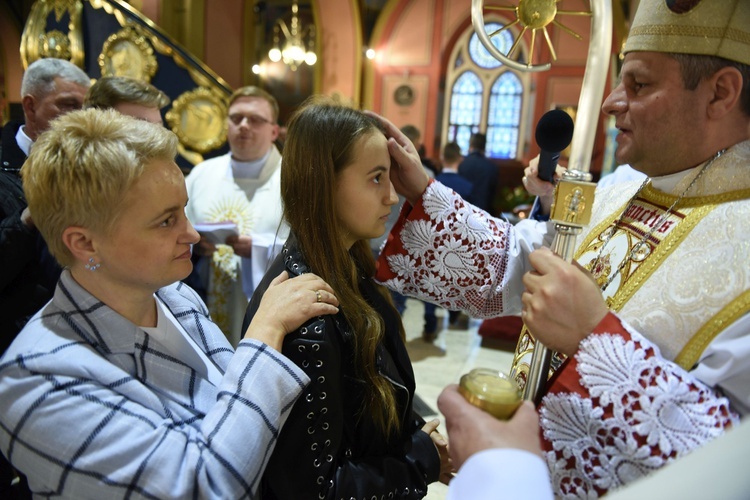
0;270;309;499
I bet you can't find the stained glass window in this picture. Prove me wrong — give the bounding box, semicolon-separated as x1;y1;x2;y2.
468;22;514;69
444;18;526;159
487;72;522;158
447;71;482;153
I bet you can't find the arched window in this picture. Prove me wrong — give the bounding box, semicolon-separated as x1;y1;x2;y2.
487;72;523;158
443;20;529;159
447;71;482;153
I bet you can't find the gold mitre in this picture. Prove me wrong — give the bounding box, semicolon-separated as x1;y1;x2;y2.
624;0;750;66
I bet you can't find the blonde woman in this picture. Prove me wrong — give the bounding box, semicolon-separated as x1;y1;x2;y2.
0;108;339;498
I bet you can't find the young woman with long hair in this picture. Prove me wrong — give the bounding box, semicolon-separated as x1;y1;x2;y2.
244;99;451;499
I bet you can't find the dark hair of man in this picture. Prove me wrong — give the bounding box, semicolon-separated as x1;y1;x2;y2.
399;124;420;144
280;97;403;436
671;53;750;116
469;132;487;151
442;142;462;163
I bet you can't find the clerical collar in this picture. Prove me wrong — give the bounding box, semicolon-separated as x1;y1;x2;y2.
15;125;33;157
230;149;271;179
649;160;713;195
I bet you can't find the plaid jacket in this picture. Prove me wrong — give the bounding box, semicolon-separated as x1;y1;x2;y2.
0;270;309;499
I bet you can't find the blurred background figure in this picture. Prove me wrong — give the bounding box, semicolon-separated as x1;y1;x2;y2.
0;58;90;354
185;86;288;344
459;132;498;214
83;75;169;124
401;124;439;177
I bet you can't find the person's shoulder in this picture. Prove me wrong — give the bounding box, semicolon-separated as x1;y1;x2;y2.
186;153;230;179
261;160;283;185
159;281;210;317
1;121;26;170
460;151;488;166
2;301;93;367
0;120;23;137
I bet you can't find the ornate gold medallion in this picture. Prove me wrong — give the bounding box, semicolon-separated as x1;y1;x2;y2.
165;87;228;153
98;26;158;82
589;252;612;288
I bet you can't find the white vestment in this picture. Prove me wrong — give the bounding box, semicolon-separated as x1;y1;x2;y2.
185;148;289;345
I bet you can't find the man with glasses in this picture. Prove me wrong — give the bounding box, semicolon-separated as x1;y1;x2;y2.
185;86;289;345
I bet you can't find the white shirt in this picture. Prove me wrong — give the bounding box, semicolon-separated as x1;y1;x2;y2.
141;297;224;385
15;125;33;156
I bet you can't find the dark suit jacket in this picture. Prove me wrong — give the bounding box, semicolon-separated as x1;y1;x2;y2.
458;151;498;213
0;122;60;354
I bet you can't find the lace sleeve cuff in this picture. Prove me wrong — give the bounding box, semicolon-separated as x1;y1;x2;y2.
540;312;739;497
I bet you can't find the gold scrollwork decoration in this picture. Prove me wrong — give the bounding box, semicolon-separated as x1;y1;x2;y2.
98;26;158;82
20;0;84;69
89;0;232;93
165;87;228;154
51;0;80;21
39;30;72;60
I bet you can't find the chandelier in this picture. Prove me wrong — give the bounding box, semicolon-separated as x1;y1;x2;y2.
268;2;317;71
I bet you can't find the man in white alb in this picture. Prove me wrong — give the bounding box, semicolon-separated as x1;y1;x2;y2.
185;86;288;344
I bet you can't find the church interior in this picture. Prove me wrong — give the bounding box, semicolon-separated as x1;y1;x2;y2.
8;2;745;499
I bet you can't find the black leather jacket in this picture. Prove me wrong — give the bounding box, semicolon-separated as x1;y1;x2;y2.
243;237;440;499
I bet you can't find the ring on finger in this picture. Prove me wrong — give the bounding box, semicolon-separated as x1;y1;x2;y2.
315;290;322;303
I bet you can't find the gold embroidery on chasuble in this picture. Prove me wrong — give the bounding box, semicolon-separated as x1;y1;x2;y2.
207;196;254;335
576;185;713;312
511;174;750;385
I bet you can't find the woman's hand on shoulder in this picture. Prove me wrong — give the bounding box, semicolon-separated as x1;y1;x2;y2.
243;271;339;351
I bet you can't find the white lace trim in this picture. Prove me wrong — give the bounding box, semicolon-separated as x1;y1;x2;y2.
541;328;738;498
383;182;514;317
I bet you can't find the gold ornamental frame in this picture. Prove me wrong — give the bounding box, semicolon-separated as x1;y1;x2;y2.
98;25;158;82
20;0;84;69
165;87;227;154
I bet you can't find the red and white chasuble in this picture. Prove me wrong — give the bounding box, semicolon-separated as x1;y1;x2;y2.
376;140;750;498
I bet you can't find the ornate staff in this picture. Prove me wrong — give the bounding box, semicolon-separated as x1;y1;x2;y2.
471;0;612;404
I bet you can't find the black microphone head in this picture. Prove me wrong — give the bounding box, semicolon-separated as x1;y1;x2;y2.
535;109;575;152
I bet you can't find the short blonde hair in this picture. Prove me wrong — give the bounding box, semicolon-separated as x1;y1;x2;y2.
22;108;178;267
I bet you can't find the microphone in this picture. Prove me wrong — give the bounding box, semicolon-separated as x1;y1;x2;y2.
535;109;575;183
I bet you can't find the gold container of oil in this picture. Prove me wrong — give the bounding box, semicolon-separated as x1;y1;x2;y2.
458;368;522;420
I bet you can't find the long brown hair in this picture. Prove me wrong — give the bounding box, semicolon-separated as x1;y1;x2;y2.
281;97;403;435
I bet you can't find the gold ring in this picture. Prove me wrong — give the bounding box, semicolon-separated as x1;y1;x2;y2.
315;290;322;303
